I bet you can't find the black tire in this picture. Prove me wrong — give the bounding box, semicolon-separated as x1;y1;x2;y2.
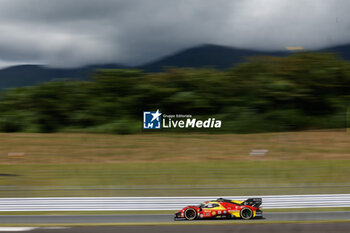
240;207;253;220
184;208;197;220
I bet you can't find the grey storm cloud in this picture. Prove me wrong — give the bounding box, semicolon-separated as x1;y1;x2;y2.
0;0;349;68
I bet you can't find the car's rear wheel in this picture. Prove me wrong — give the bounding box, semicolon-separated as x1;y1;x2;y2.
184;208;197;220
240;207;253;220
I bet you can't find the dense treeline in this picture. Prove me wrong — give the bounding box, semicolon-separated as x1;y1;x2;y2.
1;52;350;134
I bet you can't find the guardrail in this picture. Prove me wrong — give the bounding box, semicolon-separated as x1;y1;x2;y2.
1;194;350;211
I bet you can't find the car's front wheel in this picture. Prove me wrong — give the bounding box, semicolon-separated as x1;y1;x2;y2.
240;207;253;220
184;208;197;220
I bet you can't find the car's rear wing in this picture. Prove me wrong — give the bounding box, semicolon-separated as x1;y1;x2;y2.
243;198;262;208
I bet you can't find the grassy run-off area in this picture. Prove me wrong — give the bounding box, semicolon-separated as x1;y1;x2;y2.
0;130;350;197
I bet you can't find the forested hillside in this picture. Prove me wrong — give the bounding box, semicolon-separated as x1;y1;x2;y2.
1;52;349;134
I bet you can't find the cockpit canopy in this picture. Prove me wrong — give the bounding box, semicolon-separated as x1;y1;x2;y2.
199;202;220;208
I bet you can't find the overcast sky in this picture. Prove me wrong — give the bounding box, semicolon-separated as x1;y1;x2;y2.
0;0;349;68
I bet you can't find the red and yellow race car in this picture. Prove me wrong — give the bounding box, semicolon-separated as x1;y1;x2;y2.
174;198;262;220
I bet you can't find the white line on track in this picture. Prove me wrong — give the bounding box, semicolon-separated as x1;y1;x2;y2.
0;227;37;232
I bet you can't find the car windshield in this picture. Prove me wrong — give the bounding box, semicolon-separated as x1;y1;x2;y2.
198;203;219;208
198;203;205;208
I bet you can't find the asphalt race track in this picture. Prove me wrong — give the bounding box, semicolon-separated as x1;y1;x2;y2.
0;211;350;224
2;223;350;233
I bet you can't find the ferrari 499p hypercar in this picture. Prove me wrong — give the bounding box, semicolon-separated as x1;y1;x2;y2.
174;198;262;220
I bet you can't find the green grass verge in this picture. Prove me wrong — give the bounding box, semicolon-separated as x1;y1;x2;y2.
2;131;350;164
1;219;350;227
1;131;350;197
1;160;350;197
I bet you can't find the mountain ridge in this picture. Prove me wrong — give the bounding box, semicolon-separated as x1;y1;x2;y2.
1;44;350;89
138;44;289;72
